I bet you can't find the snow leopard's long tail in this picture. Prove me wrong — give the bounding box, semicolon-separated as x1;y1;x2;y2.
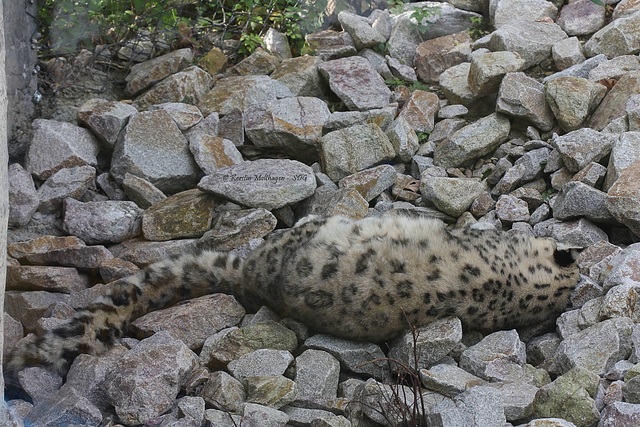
5;251;244;377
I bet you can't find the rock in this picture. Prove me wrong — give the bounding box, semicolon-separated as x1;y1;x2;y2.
545;77;607;132
8;163;39;227
553;128;617;172
553;317;633;376
323;106;396;133
589;71;640;131
490;0;558;28
125;47;193;95
397;90;439;134
387;11;426;68
401;2;481;40
199;208;277;251
388;317;463;372
227;48;280;76
189;134;243;174
244;376;297;409
557;0;606;36
548;218;609;249
533;367;601;427
271;56;326;98
319;123;395;182
607;162;640;236
544;54;608;83
263;28;292;60
337;11;386;50
584;11;640;58
111;109;199;194
122;173;166;209
359;48;394;79
434;112;510;168
142;189;218;241
303;334;388;381
488;20;568;68
227;349;293;381
25;119;100;181
76;98;138;150
439;62;475;105
147;102;203;131
338;164;397;202
245;96;331;161
361;380;432;425
199;75;286;116
198;159;315;209
553;181;616;224
459;329;526;381
552;37;587;70
17;366;63;404
37;165;96;214
426;386;506;427
131;294;245;350
605;132;640;191
108;238;200;267
387;54;417;83
242;403;289;427
414;32;472;84
134;66;215;111
589;55;640;81
105;331;199;425
420;177;486;217
599;401;640;427
496;194;530;223
24;386;102;427
469;52;527;97
420;363;486;397
298;187;369;220
295;349;340;401
496;72;554;131
65;353;124;412
318;56;392;111
201;371;246;412
200;321;298;367
17;244;113;269
62;198;143;245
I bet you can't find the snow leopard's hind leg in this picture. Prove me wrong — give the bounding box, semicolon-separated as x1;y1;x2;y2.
5;251;244;377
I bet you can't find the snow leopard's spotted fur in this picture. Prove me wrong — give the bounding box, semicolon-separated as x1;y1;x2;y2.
6;215;580;375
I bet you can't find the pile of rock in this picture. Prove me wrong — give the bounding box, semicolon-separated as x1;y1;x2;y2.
6;1;640;426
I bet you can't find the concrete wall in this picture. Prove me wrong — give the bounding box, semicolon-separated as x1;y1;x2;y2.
4;0;39;160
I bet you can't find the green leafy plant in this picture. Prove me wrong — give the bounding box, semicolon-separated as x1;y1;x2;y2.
467;15;487;40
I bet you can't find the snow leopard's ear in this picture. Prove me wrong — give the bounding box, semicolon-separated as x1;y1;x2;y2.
553;245;582;267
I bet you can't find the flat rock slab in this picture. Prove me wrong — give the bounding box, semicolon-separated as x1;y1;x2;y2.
198;159;316;210
318;56;392;111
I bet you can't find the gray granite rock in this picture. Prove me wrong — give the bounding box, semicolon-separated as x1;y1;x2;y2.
552;37;586;70
25;119;100;181
607;162;640;236
434;112;510;168
199;75;289;116
497;72;554;131
189;134;243;175
490;0;557;28
125;47;193;95
553;181;615;224
295;349;340;401
303;334;388;381
134;66;215;111
545;77;607;132
415;32;472;84
121;172;166;209
271;56;327;98
557;0;606;36
460;329;526;381
605;131;640;191
245;96;330;161
319;123;395;182
37;165;96;214
147;102;203;131
584;11;640;58
105;331;199;425
228;349;294;380
553;128;617;172
198;159;315;209
318;56;392;111
62;198;142;245
426;386;506;427
421;177;486;217
76;98;138;149
469;52;527;97
338;11;386;49
8;163;39;227
111;110;199;193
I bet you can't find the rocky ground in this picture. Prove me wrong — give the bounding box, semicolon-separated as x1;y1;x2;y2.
6;1;640;426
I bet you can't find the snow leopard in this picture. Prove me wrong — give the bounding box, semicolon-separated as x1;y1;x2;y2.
6;215;580;376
